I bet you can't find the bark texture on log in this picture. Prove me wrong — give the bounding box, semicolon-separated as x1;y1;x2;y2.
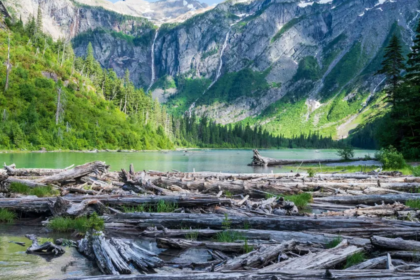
261;240;363;271
37;161;109;185
371;236;420;251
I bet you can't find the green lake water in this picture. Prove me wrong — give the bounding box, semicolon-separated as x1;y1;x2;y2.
0;149;377;173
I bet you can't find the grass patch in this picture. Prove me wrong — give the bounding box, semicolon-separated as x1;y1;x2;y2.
224;190;233;198
406;199;420;209
185;231;199;241
326;236;342;249
48;213;104;234
411;166;420;177
9;182;59;197
265;192;313;209
344;252;366;268
0;209;16;223
215;230;245;243
243;239;254;253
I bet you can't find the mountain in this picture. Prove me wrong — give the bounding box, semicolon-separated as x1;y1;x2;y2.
3;0;420;143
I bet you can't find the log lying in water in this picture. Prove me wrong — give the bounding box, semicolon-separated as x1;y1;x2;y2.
261;239;363;271
78;231;163;275
26;234;65;255
249;149;366;166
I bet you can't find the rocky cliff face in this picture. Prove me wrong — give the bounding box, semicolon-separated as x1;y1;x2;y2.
150;0;419;138
3;0;419;139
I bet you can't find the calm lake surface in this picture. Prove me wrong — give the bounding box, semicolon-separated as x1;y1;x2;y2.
0;149;378;173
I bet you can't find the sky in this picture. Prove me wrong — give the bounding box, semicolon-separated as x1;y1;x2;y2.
107;0;223;5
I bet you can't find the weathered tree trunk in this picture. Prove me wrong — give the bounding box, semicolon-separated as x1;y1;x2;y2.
249;149;365;166
345;256;387;270
261;240;363;271
157;238;261;253
77;231;162;275
371;236;420;251
314;193;420;205
37;161;109;185
215;240;297;271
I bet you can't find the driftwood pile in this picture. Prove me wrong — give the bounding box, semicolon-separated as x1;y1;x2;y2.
2;160;420;279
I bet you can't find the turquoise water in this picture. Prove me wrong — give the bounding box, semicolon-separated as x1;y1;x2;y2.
0;149;377;173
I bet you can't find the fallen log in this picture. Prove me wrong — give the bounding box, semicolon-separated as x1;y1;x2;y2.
78;231;163;275
314;193;420;205
371;236;420;251
142;228;369;247
0;195;231;213
26;234;65;255
4;164;67;176
249;149;366;166
344;256;387;270
156;238;260;253
261;239;363;271
214;239;297;271
108;213;420;232
37;161;109;185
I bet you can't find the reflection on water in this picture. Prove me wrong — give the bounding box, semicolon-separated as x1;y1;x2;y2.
0;226;100;280
0;149;377;173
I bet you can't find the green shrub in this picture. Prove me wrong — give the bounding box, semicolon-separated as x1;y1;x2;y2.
282;193;313;209
0;209;16;223
215;230;244;243
376;145;406;169
156;200;177;213
224;190;233;198
411;166;420;177
308;168;315;177
185;231;199;241
406;199;420;209
48;213;104;234
243;239;254;253
345;252;365;268
337;146;355;161
222;213;231;230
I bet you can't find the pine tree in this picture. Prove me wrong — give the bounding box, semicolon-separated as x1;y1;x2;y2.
406;19;420;86
85;42;95;76
377;35;405;106
36;4;43;34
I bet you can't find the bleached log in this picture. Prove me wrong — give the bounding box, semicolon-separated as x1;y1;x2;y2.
214;240;297;271
314;193;420;205
345;256;387;270
37;161;109;185
249;149;365;166
261;240;363;271
371;236;420;251
156;238;260;253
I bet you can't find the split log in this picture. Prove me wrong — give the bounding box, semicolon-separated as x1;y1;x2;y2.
156;238;261;253
77;231;162;275
26;234;65;255
249;149;365;166
371;236;420;251
214;239;297;271
142;228;221;238
310;227;420;239
6;177;49;188
261;240;363;271
37;161;109;185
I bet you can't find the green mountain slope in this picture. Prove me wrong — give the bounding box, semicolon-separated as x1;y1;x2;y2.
0;18;172;150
